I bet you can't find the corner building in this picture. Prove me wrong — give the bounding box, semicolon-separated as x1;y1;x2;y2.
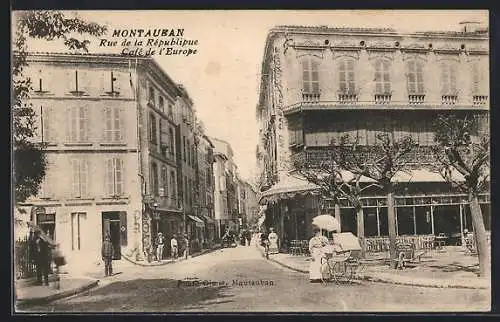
18;53;205;269
256;23;490;246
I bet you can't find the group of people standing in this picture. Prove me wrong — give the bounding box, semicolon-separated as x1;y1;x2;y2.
28;227;66;286
153;232;190;262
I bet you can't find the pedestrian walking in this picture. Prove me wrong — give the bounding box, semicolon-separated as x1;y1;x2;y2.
101;235;115;277
33;230;50;286
183;234;189;259
268;227;279;254
155;232;165;262
170;234;178;259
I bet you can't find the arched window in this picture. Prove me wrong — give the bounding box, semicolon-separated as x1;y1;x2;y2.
151;162;159;196
374;60;391;94
150;112;157;144
407;60;425;94
441;61;458;94
338;58;356;93
302;58;320;93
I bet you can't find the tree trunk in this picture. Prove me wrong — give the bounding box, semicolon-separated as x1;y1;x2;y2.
387;188;397;269
469;191;490;278
356;206;365;258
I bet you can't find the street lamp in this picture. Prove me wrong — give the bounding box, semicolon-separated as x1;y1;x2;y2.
152;201;159;235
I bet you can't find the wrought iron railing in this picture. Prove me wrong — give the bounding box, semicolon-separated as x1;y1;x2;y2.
15;236;36;279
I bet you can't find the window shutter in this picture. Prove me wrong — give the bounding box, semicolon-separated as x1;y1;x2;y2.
450;64;457;93
69;106;77;142
339;60;346;91
119;211;127;246
103;106;112;142
104;158;114;196
78;106;86;142
71;159;80;197
441;63;449;94
113;106;121;142
81;159;89;197
113;72;122;94
118;106;125;142
67;70;76;93
375;61;382;93
383;61;391;93
115;158;124;196
347;60;355;92
407;61;415;94
416;61;424;93
42;106;51;142
472;62;479;94
311;60;319;93
302;60;310;92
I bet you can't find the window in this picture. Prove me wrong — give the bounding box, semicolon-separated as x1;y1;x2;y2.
441;61;458;94
338;58;356;93
302;58;320;93
148;85;155;106
104;158;124;196
37;213;56;240
191;145;195;167
103;106;124;143
41;105;55;143
169;128;175;155
71;212;86;250
151;162;159;196
471;60;486;95
71;158;89;198
108;71;120;95
68;105;89;142
69;70;84;95
168;103;173;118
150;113;157;144
183;136;187;162
184;175;188;205
161;166;168;198
170;170;177;204
407;60;425;94
159;96;164;112
374;60;391;93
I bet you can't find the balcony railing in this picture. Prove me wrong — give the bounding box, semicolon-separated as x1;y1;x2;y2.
441;95;458;105
473;95;488;106
374;94;392;104
338;93;358;104
408;94;425;105
302;92;321;103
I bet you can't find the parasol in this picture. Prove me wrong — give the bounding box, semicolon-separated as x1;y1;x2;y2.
312;214;340;232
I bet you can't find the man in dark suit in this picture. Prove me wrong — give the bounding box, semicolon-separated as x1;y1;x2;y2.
33;230;50;286
101;235;115;276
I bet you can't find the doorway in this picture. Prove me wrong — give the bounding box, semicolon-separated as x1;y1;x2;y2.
102;212;121;259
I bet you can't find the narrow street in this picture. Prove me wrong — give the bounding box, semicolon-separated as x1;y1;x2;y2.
24;246;490;312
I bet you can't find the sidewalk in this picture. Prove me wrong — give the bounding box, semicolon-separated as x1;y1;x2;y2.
260;246;490;290
121;246;219;267
15;275;99;309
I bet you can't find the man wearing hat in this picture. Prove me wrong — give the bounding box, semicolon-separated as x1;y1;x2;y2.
155;232;165;262
101;235;115;277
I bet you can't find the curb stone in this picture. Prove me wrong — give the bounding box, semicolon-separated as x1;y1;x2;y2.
259;247;488;290
15;279;99;309
121;248;216;267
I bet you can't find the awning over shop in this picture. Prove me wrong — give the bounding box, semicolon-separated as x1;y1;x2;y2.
258;175;320;205
187;215;205;228
258;169;467;205
202;215;216;225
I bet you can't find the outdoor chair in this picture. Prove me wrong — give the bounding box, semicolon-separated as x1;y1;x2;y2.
393;242;427;269
301;240;310;256
289;240;302;256
464;235;477;255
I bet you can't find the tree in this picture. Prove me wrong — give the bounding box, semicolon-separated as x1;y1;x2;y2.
334;134;417;268
432;113;490;277
13;11;107;204
294;156;380;258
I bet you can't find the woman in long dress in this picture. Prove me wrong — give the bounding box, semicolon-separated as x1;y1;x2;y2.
268;228;279;254
308;226;329;282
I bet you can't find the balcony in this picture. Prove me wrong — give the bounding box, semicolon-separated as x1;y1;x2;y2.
408;94;425;105
302;92;321;103
441;95;458;105
374;94;392;104
338;93;358;104
473;95;488;106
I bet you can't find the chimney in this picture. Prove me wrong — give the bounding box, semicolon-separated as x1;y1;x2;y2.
459;21;482;33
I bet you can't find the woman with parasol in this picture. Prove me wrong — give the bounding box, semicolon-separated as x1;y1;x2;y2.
308;214;340;282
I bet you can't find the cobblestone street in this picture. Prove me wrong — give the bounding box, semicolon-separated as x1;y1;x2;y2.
21;246;490;312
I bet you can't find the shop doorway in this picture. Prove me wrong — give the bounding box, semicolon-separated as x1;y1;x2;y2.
37;213;56;240
102;212;121;259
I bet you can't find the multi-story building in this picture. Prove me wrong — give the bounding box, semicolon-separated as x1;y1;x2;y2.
16;52;210;269
257;23;490;244
211;137;240;237
196;134;216;246
236;177;259;230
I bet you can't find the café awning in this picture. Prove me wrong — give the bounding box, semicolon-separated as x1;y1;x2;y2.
258;175;320;205
187;215;205;228
202;215;216;225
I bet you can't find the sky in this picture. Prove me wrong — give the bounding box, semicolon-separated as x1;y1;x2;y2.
16;10;488;183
